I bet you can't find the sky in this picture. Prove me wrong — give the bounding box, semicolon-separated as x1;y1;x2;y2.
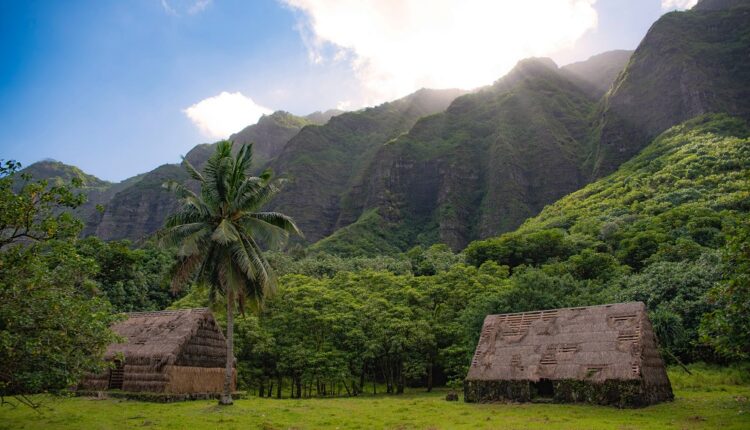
0;0;698;182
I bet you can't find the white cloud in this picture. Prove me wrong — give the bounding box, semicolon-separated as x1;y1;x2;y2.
661;0;698;10
184;92;273;139
161;0;212;16
282;0;599;105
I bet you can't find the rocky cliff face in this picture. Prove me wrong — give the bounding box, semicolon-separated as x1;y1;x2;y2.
90;164;188;241
591;1;750;176
266;88;467;242
323;58;597;251
561;50;633;98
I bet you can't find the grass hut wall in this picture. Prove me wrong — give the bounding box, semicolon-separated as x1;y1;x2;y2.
81;308;235;394
464;302;673;407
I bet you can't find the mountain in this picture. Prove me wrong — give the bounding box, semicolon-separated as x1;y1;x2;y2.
303;109;344;125
18;0;749;249
89;163;188;240
313;58;597;253
265;88;467;242
591;0;750;175
18;160;110;189
89;110;329;241
185;110;337;172
18;109;337;242
561;50;633;98
467;113;750;272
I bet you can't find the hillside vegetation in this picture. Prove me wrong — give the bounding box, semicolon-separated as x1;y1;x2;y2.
466;114;750;360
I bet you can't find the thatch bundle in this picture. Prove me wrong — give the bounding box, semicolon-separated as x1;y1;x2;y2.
80;308;234;394
464;302;673;407
165;365;235;394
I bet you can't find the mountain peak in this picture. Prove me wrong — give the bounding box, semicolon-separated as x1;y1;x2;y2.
21;160;110;187
513;57;558;72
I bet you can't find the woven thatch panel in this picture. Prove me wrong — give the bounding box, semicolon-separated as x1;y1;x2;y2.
164;365;235;394
465;302;673;406
104;308;228;370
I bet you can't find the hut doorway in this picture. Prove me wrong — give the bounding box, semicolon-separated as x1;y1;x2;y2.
108;360;124;390
532;379;554;399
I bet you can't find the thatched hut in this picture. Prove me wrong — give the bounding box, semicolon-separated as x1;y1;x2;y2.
464;302;673;407
81;308;235;394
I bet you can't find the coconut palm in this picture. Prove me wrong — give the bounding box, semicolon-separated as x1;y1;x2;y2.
160;141;301;405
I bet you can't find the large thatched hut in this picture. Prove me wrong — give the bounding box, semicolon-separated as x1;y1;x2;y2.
81;308;234;394
464;302;673;407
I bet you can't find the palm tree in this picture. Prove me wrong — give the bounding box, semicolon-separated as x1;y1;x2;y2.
160;141;301;405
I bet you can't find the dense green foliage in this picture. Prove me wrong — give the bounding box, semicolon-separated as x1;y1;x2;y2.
0;160;85;247
700;220;750;359
0;162;120;402
177;242;623;398
75;238;177;312
0;242;120;401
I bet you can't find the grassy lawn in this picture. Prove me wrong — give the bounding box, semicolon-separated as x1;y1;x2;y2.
1;366;748;430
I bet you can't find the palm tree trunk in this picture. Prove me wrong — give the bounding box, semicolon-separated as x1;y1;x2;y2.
220;297;234;405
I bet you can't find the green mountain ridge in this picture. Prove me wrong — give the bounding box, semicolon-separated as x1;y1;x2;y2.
317;57;598;253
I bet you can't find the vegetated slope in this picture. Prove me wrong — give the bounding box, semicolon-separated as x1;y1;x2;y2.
561;50;633;98
17;160;132;235
592;0;750;175
266;88;467;242
467;114;749;275
314;58;598;254
463;115;749;359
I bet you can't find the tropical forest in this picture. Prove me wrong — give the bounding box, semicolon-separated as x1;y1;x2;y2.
0;0;749;429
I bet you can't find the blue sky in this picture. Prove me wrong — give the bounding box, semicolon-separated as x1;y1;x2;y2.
0;0;694;181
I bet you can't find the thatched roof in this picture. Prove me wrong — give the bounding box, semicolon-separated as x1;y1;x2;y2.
105;308;227;369
466;302;669;384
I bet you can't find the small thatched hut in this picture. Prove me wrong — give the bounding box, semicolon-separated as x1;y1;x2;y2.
464;302;673;407
81;308;235;394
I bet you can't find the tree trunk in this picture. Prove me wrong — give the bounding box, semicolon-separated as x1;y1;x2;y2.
219;297;234;405
396;360;405;394
427;361;434;392
276;374;282;399
358;364;366;396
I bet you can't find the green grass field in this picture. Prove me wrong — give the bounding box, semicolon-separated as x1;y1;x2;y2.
1;365;748;430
